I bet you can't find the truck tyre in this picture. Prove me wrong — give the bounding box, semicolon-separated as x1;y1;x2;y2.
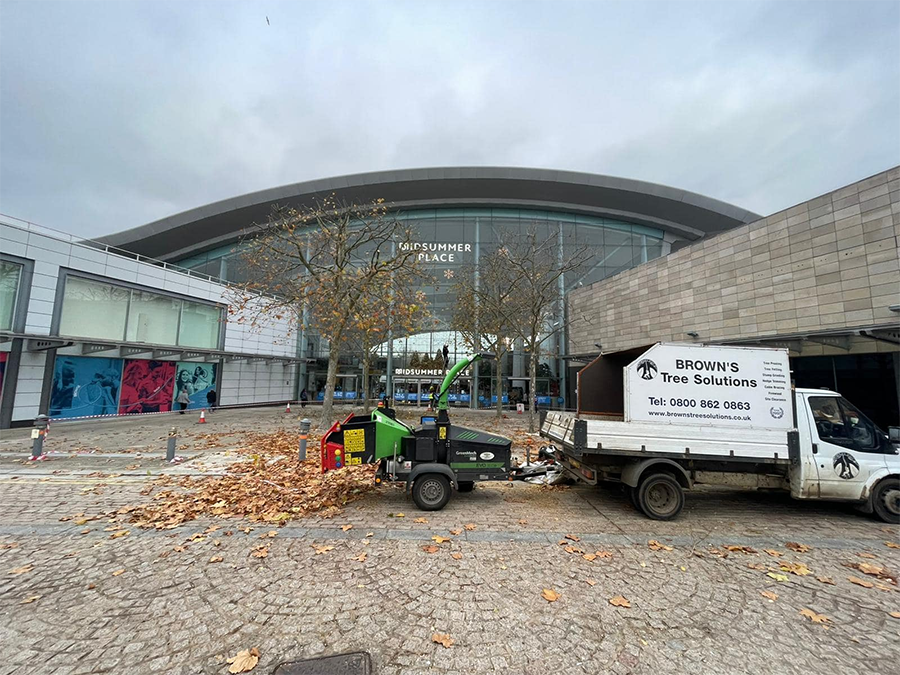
638;473;684;520
457;481;475;493
413;474;452;511
871;478;900;524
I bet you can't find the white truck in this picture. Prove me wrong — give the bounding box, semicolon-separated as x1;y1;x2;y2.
541;343;900;522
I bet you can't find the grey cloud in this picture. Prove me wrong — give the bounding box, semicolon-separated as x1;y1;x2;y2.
1;0;897;239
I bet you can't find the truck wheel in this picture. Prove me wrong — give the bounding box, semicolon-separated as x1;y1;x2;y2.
457;481;475;493
638;473;684;520
413;474;452;511
872;478;900;524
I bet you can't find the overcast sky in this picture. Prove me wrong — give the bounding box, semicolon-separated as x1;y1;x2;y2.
1;0;897;238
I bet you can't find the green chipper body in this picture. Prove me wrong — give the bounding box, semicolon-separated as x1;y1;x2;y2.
320;354;513;510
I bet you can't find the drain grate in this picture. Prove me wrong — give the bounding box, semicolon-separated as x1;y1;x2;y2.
273;652;371;674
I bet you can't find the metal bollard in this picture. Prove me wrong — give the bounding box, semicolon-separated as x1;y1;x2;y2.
166;427;177;462
298;418;311;462
31;414;49;459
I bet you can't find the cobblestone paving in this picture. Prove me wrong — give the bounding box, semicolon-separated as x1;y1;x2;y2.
0;410;898;674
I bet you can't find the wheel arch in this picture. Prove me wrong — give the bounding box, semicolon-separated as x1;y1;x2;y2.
406;463;456;491
621;459;691;489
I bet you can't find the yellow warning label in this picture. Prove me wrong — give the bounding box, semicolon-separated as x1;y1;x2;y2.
348;457;361;465
344;428;365;457
439;426;447;440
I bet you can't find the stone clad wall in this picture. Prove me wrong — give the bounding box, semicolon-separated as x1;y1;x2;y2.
568;167;900;354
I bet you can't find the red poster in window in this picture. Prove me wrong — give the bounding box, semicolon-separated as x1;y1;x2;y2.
119;360;175;415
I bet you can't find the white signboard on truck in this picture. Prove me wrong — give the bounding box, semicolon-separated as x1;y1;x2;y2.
625;343;792;430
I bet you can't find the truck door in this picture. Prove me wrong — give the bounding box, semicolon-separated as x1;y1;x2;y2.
806;395;887;500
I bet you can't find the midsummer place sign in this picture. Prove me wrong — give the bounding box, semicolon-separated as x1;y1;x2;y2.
398;242;473;262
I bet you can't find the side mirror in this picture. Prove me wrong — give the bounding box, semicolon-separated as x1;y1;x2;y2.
889;427;900;443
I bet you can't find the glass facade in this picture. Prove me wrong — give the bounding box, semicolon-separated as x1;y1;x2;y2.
0;261;23;331
173;207;665;406
58;275;223;350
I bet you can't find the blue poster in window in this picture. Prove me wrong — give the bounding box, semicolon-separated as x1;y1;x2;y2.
50;356;123;419
172;362;217;410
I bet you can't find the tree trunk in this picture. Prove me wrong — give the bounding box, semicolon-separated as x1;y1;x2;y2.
529;341;539;433
495;345;504;419
322;343;340;424
362;352;371;413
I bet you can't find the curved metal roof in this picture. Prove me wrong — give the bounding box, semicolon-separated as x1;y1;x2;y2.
99;167;761;260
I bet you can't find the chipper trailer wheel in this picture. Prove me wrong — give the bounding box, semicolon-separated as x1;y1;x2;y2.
872;477;900;524
637;472;684;520
413;474;452;511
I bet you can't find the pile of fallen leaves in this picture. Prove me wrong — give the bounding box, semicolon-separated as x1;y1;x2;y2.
127;430;375;529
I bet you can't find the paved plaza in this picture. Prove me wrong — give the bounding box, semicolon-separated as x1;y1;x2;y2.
1;407;898;675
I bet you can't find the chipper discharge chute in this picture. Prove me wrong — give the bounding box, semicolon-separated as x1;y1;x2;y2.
321;353;512;510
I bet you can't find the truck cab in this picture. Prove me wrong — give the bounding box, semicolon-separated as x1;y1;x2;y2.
795;388;899;518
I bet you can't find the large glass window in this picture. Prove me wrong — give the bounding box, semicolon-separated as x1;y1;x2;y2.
126;290;181;344
0;261;22;331
59;276;222;349
179;300;221;349
59;276;130;340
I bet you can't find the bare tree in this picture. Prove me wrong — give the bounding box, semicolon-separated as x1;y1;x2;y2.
228;196;429;422
499;224;593;432
450;252;521;419
341;283;430;412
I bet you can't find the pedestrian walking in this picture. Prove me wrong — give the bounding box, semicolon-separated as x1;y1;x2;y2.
176;388;190;414
300;388;308;408
206;388;217;412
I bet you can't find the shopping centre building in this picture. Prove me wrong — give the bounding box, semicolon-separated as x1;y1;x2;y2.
0;166;897;428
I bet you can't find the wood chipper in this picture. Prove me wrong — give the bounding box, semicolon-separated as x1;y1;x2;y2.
320;353;513;510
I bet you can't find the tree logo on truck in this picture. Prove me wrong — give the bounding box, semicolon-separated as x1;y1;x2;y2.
636;359;657;380
833;452;859;479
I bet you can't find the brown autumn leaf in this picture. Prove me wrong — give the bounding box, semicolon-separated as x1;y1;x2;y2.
449;529;462;536
109;530;130;539
779;561;812;576
583;553;597;562
354;552;367;562
760;591;778;601
724;545;757;554
209;556;223;563
848;576;874;588
227;647;260;673
250;545;269;558
8;565;33;575
816;576;835;585
786;542;810;553
799;608;830;624
365;532;374;538
312;545;334;555
648;540;673;551
594;550;613;559
747;563;767;571
260;531;278;538
172;545;188;552
341;524;353;532
432;535;451;544
450;552;463;560
763;549;783;557
413;517;428;524
111;569;125;576
565;534;580;542
609;595;631;608
20;595;41;604
889;612;900;619
564;545;584;555
464;523;476;531
585;578;597;586
518;519;528;525
432;633;454;648
389;513;405;518
422;545;440;554
885;542;900;549
0;542;19;550
858;552;877;559
541;588;560;602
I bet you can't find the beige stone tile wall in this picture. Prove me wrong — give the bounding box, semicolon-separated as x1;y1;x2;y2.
568;167;900;354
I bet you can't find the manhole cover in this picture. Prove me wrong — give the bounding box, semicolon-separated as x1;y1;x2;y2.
273;652;371;675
